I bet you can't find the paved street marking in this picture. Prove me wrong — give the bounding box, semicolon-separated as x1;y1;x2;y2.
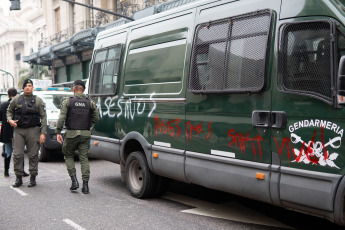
63;219;86;230
10;186;28;196
163;192;293;229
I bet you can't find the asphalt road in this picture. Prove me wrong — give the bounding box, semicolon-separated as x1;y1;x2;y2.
0;153;343;230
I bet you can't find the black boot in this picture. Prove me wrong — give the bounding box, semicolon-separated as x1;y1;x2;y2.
82;181;89;194
4;156;10;177
12;176;23;187
70;175;79;190
23;161;29;177
28;175;36;187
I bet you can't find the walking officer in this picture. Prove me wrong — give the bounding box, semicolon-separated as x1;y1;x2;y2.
56;80;99;194
7;79;47;187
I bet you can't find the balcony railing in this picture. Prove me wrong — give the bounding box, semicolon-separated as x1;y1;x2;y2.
37;0;183;50
38;19;108;49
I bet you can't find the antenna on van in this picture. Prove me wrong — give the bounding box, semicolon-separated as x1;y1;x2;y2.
61;0;134;21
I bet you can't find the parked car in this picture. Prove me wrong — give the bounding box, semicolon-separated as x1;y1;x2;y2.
33;88;73;161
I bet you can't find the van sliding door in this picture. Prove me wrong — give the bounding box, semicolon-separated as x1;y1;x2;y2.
185;0;281;203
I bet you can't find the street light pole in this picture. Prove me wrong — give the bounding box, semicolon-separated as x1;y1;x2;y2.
0;69;15;88
61;0;134;21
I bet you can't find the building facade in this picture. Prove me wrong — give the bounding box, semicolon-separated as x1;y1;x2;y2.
40;0;157;86
24;0;197;87
0;0;46;91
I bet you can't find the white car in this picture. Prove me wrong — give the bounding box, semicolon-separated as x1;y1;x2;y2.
33;88;73;161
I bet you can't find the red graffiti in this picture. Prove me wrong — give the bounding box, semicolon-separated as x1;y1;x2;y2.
207;122;212;140
154;116;181;137
186;121;203;140
274;126;328;166
228;129;264;160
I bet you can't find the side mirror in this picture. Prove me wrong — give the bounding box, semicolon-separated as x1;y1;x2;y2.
337;56;345;105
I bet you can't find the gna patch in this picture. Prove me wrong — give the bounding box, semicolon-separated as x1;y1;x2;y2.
288;119;343;169
74;102;86;107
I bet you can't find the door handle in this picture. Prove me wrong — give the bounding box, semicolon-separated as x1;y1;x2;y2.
271;111;287;129
252;110;270;128
252;111;287;129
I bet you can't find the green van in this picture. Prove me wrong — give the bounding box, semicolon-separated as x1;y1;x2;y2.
88;0;345;225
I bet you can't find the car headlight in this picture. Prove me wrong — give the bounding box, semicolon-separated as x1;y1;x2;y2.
48;119;58;128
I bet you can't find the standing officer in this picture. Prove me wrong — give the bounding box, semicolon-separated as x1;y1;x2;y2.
7;79;47;187
56;80;99;194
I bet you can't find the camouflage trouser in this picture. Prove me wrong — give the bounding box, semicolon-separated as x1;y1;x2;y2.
62;135;90;181
13;126;41;176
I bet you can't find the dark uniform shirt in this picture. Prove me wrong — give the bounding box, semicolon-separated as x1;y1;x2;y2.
6;94;47;135
56;93;99;138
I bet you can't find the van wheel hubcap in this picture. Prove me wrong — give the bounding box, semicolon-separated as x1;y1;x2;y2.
128;160;143;191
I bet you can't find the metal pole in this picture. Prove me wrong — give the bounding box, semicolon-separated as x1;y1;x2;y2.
61;0;134;21
0;69;15;88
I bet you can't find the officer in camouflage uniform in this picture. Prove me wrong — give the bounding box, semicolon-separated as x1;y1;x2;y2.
56;80;99;194
7;79;47;187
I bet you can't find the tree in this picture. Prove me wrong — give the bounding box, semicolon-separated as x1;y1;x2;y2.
17;65;50;88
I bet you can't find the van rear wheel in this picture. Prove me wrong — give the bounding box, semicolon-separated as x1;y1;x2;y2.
125;151;156;198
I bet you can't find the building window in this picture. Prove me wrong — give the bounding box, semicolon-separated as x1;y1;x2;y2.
55;7;61;33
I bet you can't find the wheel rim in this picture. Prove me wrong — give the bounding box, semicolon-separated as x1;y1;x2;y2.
128;159;143;192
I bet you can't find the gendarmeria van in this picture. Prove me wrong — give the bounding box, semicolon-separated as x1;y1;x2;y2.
87;0;345;225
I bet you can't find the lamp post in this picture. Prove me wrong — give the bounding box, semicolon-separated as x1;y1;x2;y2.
0;69;15;88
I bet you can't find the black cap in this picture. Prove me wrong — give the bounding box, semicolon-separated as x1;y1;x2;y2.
22;79;33;89
73;80;85;88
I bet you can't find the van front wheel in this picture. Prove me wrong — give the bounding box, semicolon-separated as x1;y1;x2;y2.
125;151;156;199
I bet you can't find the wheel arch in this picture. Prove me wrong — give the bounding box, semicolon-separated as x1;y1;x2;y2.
119;131;152;181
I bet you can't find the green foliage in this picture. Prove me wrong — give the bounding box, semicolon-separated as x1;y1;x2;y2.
17;66;50;88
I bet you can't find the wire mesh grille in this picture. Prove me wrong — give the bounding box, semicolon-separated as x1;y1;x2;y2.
278;21;332;101
189;11;272;93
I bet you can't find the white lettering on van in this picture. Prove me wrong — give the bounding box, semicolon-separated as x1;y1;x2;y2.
288;119;344;137
96;97;102;118
287;119;344;169
148;93;156;118
96;93;157;120
104;97;116;118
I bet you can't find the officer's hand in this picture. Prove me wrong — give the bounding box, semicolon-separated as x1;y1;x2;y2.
9;120;18;127
40;134;46;144
57;134;63;144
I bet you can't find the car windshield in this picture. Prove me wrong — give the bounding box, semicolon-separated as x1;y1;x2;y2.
41;94;70;110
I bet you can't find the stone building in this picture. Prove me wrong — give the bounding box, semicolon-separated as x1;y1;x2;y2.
24;0;196;87
0;0;45;91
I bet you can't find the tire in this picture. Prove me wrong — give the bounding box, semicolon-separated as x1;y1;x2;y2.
125;151;157;199
153;176;170;197
38;145;50;162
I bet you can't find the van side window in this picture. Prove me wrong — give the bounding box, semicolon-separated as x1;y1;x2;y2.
90;45;122;95
278;21;333;103
189;10;272;93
